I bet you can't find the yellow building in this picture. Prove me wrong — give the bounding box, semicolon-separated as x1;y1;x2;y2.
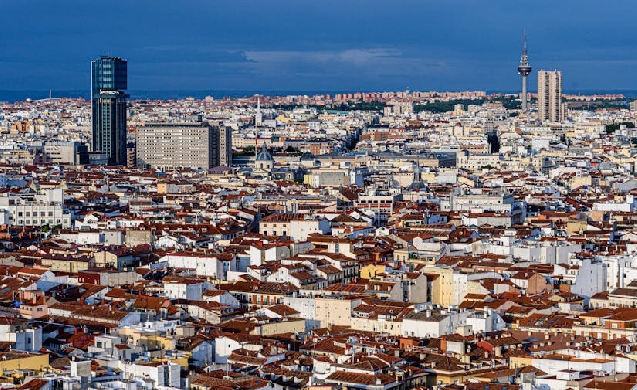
164;356;190;369
393;248;409;264
466;280;491;296
457;176;477;187
0;352;49;373
251;318;305;336
117;327;177;351
422;267;454;308
40;257;92;273
569;175;592;190
360;263;386;279
420;172;436;183
566;219;588;236
315;296;362;328
350;316;403;336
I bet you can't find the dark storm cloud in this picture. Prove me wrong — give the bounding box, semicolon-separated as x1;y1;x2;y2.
1;0;636;93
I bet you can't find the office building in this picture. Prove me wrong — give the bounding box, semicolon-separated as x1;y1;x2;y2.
91;56;128;165
39;141;89;165
219;126;232;166
537;70;563;123
0;188;71;228
136;122;231;170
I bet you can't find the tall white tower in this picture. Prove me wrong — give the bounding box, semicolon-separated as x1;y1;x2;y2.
255;97;263;127
517;32;532;111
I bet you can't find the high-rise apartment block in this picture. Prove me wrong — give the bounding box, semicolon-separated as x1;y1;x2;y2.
91;56;128;165
537;70;564;123
219;126;232;167
135;122;232;170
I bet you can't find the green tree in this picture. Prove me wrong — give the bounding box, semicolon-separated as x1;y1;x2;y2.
414;98;485;113
606;124;620;134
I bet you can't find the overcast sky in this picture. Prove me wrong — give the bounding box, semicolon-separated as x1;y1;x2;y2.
1;0;636;94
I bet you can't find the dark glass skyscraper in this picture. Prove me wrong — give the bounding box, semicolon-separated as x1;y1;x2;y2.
91;56;128;165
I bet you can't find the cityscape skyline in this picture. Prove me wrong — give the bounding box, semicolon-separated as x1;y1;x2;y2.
5;87;637;103
4;2;637;386
2;0;637;95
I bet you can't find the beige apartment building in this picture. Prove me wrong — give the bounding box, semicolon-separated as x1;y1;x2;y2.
136;122;232;169
538;70;564;123
315;296;362;328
